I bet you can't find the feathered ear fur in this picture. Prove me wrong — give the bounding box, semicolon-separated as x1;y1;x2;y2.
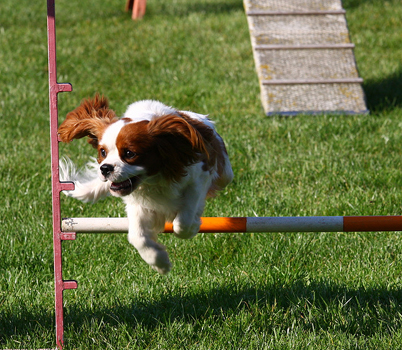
58;94;118;148
147;114;215;181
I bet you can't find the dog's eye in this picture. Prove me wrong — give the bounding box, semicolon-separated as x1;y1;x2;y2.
124;150;136;159
100;148;107;158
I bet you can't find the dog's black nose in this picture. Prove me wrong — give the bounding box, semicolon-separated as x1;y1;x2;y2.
100;164;114;177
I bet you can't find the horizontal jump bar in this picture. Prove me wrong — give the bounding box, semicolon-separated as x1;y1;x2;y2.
61;216;402;233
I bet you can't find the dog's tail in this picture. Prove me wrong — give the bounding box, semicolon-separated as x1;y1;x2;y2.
59;157;111;203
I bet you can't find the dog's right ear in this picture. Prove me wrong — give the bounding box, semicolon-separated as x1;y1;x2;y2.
58;94;118;148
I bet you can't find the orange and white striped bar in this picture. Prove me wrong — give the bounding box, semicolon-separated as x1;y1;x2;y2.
61;216;402;233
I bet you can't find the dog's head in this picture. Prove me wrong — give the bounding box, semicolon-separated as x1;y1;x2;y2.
58;95;214;197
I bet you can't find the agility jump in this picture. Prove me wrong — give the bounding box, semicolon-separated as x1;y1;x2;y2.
47;0;399;348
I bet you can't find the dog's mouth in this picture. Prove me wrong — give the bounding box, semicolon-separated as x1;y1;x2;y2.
110;176;142;196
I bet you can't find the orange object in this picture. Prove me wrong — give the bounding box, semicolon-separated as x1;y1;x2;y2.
164;217;247;233
125;0;147;19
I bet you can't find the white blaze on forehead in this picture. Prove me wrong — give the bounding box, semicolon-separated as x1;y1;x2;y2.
123;100;177;122
99;120;125;162
123;99;215;132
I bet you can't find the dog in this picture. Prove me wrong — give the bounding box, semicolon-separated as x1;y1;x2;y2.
58;95;233;274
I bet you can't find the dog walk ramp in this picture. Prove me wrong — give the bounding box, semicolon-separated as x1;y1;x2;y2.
244;0;368;115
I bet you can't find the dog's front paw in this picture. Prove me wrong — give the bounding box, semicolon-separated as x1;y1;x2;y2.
173;216;200;239
149;246;172;275
139;245;172;275
129;235;172;274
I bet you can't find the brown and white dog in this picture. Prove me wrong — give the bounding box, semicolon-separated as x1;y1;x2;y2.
58;95;233;274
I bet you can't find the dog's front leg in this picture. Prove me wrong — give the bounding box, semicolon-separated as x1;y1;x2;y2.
126;204;172;274
173;173;211;239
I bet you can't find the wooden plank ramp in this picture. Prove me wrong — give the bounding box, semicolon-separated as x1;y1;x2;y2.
244;0;368;115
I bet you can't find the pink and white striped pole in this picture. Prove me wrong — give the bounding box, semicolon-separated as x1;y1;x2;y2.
47;0;76;348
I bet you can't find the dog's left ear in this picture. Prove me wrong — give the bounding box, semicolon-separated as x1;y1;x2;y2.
148;114;213;180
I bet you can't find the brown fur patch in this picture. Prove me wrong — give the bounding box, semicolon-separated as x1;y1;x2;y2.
177;113;230;196
177;112;228;177
58;94;118;148
115;121;164;177
115;113;228;184
97;145;109;164
148;114;212;181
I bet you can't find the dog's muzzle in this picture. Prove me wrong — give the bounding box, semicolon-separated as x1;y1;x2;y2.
109;176;142;196
100;163;114;178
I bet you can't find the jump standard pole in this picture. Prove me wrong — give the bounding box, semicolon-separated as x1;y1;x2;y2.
47;0;76;348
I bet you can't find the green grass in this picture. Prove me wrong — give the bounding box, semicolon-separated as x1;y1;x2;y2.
1;0;402;348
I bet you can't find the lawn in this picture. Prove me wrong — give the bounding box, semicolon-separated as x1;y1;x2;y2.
1;0;402;348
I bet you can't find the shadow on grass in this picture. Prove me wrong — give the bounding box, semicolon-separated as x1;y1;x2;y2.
2;279;401;344
0;307;54;343
62;280;402;337
363;68;402;113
